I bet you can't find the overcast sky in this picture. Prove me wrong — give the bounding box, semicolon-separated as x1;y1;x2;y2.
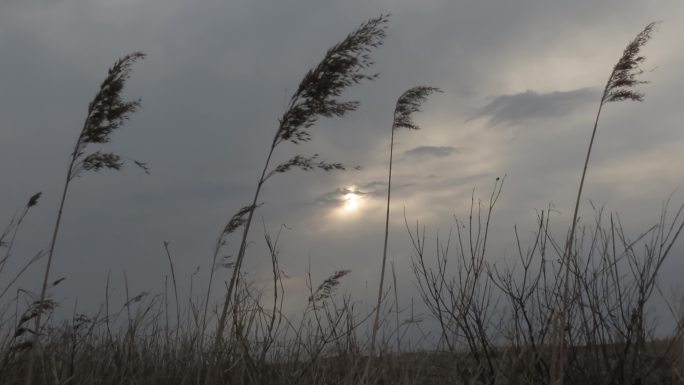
2;0;684;330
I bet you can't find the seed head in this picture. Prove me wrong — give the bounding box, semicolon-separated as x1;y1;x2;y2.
71;52;146;179
277;15;389;145
603;22;659;104
393;86;442;131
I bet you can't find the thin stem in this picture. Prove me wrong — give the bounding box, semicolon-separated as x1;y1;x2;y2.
552;81;609;385
392;260;400;352
25;157;75;385
201;237;222;338
163;241;181;341
364;120;395;382
206;136;278;384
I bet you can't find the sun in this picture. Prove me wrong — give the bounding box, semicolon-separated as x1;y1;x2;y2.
330;186;365;219
343;191;360;212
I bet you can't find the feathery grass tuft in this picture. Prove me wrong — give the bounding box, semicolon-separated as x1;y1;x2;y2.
393;86;442;131
277;15;388;145
603;22;658;104
71;52;147;178
309;270;351;304
267;154;346;179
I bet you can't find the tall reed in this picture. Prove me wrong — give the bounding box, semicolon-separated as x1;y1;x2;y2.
551;22;659;385
25;52;147;385
205;15;389;384
364;86;440;382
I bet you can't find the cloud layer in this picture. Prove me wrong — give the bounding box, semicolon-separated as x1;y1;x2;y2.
405;145;459;158
471;88;599;126
1;0;683;326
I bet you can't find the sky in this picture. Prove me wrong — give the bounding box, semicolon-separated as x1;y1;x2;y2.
1;0;684;334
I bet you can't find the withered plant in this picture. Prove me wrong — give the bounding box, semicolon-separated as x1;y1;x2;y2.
410;181;684;385
0;193;43;305
25;52;147;385
205;15;389;383
0;192;41;279
552;22;660;385
364;86;440;381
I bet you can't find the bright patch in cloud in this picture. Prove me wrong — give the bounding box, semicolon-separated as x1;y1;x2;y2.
329;186;367;219
343;191;360;212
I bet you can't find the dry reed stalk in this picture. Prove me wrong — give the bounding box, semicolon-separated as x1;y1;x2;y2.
551;22;659;385
204;16;388;384
0;192;41;279
25;52;147;385
364;86;440;384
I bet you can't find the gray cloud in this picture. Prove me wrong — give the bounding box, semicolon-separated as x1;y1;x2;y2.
1;0;683;331
313;181;391;208
405;145;458;158
471;88;599;127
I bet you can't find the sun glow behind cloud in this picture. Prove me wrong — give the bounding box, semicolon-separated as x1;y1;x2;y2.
343;191;360;212
330;186;366;219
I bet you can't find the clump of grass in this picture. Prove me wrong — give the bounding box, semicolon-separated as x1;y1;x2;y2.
25;52;147;385
552;22;660;385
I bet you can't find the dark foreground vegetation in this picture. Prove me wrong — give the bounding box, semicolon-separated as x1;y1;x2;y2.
1;15;683;385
